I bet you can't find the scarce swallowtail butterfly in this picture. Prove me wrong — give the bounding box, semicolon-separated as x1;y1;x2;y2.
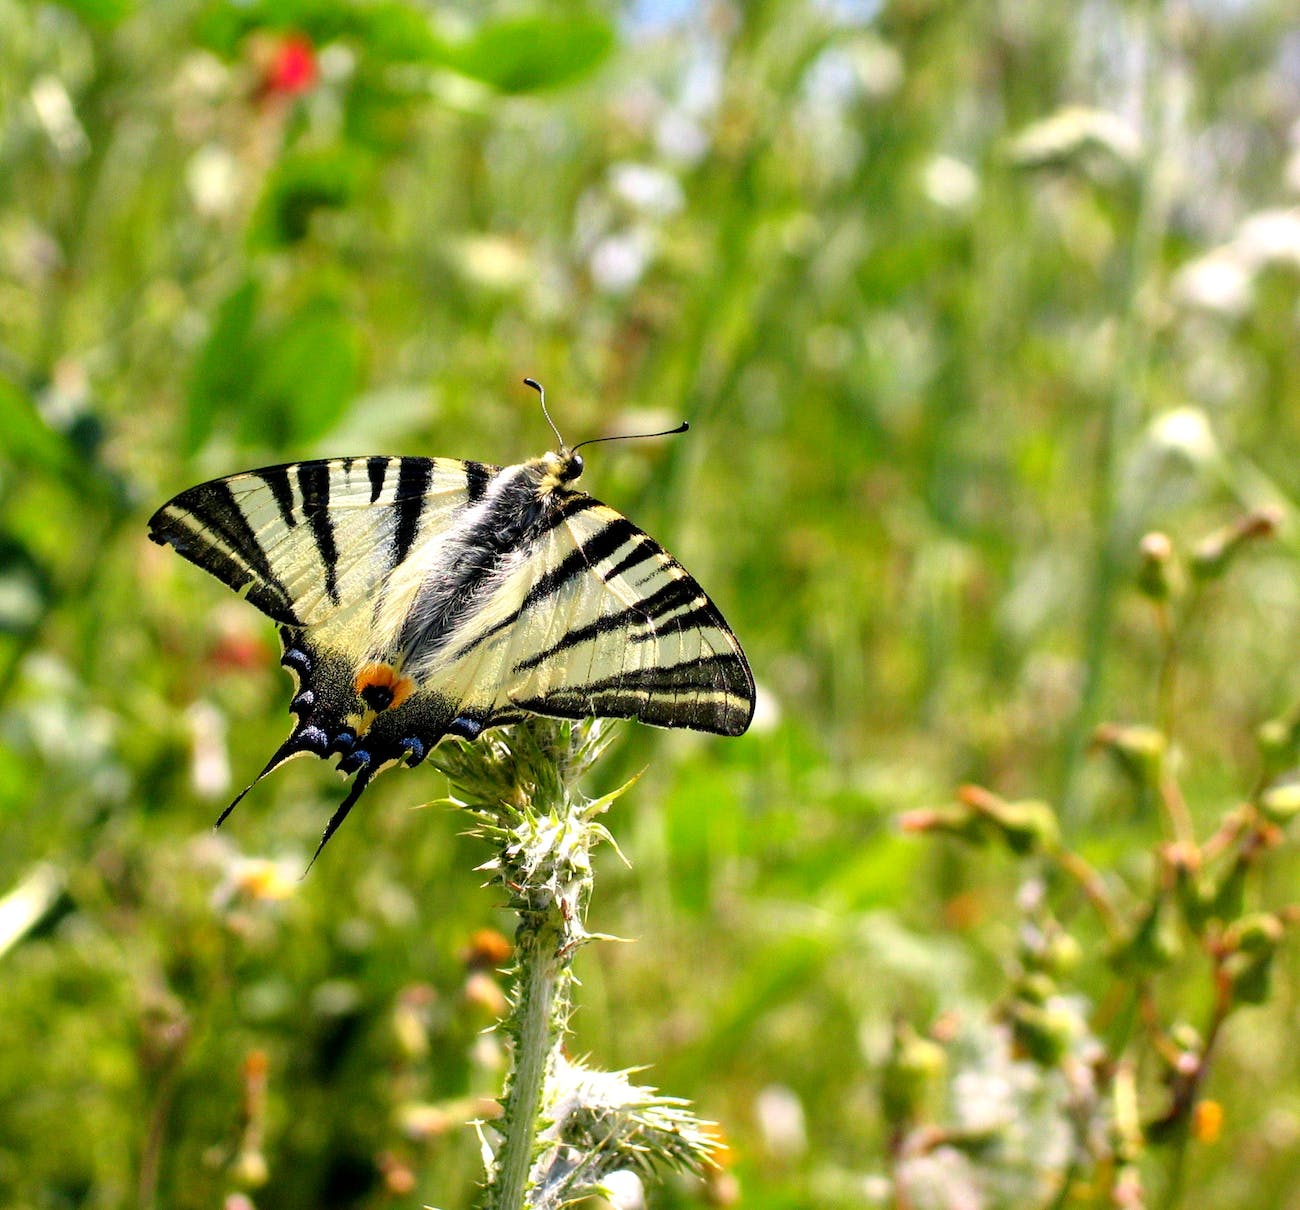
149;381;754;865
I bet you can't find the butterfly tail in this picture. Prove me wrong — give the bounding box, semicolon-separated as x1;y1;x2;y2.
213;722;334;829
304;764;377;875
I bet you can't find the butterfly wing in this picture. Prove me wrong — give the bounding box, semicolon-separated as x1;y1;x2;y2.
150;456;506;861
148;456;499;642
417;492;755;738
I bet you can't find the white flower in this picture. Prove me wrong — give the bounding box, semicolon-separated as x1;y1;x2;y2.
1007;106;1141;172
1173;207;1300;319
589;228;653;294
0;864;66;960
210;855;300;909
1234;208;1300;272
186;144;241;220
755;1084;807;1160
851;35;904;99
1172;249;1253;317
803;36;904;109
186;699;231;799
175;51;230;102
609;163;684;218
1147;406;1220;468
597;1171;646;1210
453;235;533;291
923;156;979;212
655;108;709;165
29;75;89;164
317;43;356;84
895;1147;982;1210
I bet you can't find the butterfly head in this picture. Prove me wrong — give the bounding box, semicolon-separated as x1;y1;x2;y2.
526;379;585;486
524;375;686;487
541;449;585;485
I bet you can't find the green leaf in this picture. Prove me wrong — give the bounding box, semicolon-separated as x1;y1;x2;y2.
356;2;444;62
0;378;73;476
186;279;262;455
246;299;361;446
194;0;340;52
53;0;136;26
444;14;615;94
250;147;368;248
194;1;442;61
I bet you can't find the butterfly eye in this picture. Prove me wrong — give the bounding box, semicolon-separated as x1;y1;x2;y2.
558;453;584;483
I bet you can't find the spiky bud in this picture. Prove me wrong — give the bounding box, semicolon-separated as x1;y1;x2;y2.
882;1020;947;1128
1092;723;1165;792
1258;776;1300;825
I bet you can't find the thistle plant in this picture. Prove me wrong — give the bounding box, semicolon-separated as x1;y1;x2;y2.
430;718;718;1210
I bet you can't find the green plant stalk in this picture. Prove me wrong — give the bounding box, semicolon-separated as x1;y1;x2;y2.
1060;10;1180;821
435;723;601;1210
489;920;568;1210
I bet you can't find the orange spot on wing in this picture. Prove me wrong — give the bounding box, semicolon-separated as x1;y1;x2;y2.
354;663;415;710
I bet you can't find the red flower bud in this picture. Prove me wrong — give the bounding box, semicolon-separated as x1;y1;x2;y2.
266;34;317;96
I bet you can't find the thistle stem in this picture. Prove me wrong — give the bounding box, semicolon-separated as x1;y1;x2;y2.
489;932;567;1210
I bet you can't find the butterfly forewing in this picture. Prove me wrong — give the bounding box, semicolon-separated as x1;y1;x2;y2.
417;494;753;737
151;458;494;620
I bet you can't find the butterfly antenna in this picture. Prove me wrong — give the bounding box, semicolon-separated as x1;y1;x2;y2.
571;420;689;455
524;377;567;453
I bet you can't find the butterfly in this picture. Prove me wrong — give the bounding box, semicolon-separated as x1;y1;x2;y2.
148;381;754;864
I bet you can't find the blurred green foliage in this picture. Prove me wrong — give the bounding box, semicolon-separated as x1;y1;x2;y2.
3;0;1300;1207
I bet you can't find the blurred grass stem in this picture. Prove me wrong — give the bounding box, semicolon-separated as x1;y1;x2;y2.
1061;6;1180;821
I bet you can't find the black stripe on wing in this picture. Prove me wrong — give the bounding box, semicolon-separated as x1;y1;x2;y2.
602;538;661;582
465;460;492;503
260;465;297;528
366;456;388;503
445;505;645;663
148;481;300;625
520;516;641;611
297;461;340;604
513;573;703;673
392;459;433;565
529;491;597;539
521;653;750;701
150;455;504;627
510;653;753;736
